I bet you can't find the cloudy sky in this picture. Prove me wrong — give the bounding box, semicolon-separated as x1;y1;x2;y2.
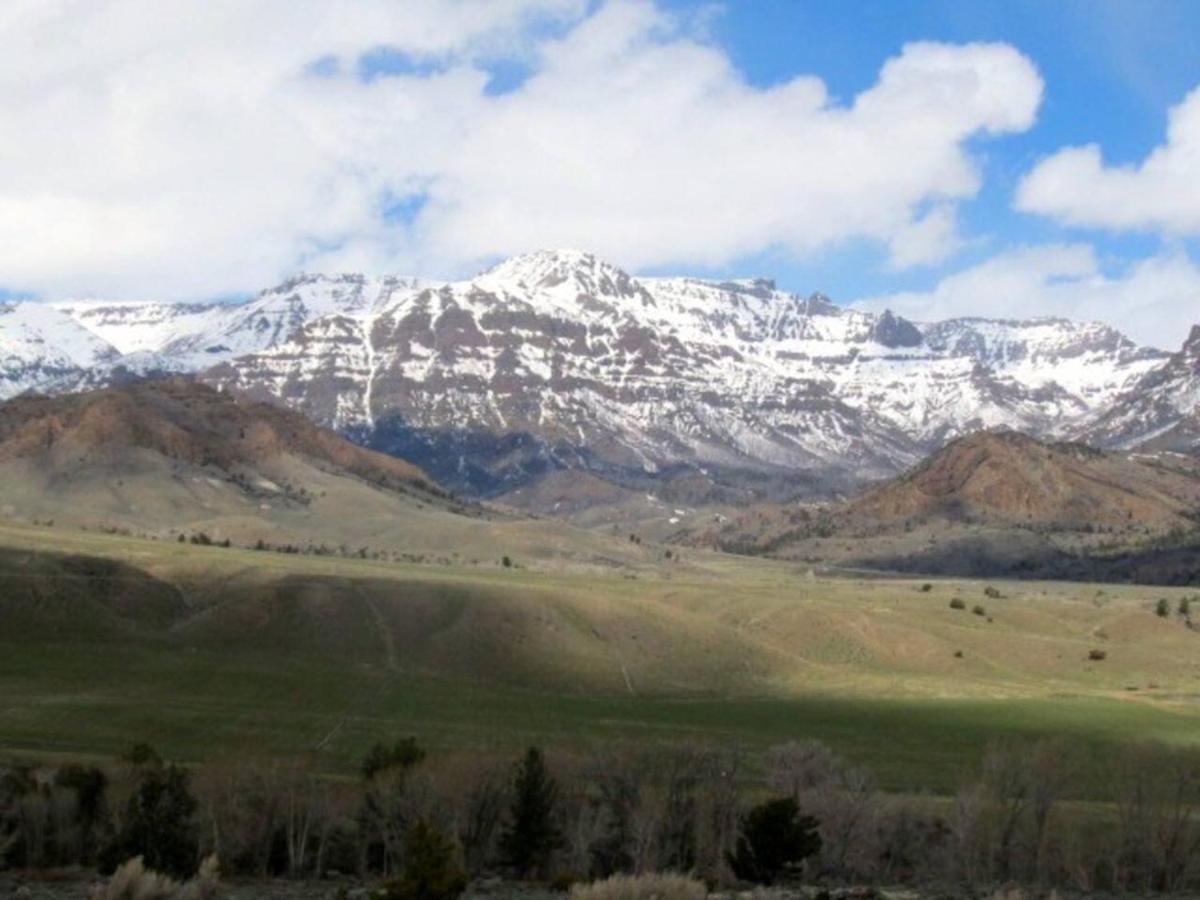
2;0;1199;348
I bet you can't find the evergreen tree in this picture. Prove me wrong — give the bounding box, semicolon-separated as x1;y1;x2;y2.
727;797;820;885
499;747;562;878
377;820;467;900
108;754;199;878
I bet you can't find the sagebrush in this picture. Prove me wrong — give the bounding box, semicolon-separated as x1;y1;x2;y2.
570;873;707;900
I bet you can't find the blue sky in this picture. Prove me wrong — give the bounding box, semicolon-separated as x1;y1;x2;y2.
2;0;1199;347
647;0;1200;302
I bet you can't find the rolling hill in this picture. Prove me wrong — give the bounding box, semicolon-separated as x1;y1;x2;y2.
842;430;1200;531
1;388;1200;790
681;430;1200;581
2;519;1200;792
0;379;668;573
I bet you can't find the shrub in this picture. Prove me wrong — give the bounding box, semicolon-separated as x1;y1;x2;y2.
972;605;986;617
1156;598;1170;618
570;873;707;900
949;598;966;611
362;738;426;780
1088;649;1107;661
502;556;513;568
500;747;562;878
374;821;466;900
549;872;584;893
727;796;820;885
1179;597;1191;618
124;743;162;768
920;583;933;593
90;854;219;900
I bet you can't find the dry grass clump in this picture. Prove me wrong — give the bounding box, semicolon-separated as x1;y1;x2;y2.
90;855;219;900
569;873;707;900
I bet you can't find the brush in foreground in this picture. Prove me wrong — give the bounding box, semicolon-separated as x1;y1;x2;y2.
89;855;219;900
569;873;708;900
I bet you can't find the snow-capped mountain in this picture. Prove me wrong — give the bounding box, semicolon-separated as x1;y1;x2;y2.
0;302;119;396
2;249;1191;502
1081;325;1200;452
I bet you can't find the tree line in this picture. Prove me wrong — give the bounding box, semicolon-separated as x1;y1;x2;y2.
4;737;1200;896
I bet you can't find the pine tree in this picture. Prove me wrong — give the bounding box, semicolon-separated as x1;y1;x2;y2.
499;747;561;878
727;797;820;885
107;752;199;878
378;820;467;900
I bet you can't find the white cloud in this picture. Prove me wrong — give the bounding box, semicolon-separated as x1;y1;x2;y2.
885;204;962;269
1016;85;1200;234
0;0;1042;299
854;244;1200;350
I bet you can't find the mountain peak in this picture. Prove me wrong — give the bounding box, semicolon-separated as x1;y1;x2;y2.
477;249;639;298
871;309;923;348
1184;324;1200;357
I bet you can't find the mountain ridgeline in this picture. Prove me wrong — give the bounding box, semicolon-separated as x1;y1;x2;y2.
0;250;1197;513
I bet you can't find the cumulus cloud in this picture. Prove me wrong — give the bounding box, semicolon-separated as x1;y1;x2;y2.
854;244;1200;350
0;0;1042;299
412;24;1042;274
1016;85;1200;234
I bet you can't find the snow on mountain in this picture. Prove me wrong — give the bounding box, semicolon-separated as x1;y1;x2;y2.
922;317;1167;408
54;274;418;368
4;249;1193;501
0;302;119;398
52;299;230;356
1082;325;1200;451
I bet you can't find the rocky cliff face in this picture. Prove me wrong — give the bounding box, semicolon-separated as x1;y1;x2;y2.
2;249;1192;503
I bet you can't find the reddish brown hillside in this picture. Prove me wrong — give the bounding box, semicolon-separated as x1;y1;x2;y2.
0;378;437;496
845;430;1200;531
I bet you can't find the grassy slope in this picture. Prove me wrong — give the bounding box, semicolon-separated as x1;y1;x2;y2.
0;451;680;576
1;522;1199;794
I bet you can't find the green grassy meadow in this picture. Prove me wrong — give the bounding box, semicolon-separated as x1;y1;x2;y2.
1;521;1199;796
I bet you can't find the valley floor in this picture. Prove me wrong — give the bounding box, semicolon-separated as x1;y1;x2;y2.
1;521;1199;797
